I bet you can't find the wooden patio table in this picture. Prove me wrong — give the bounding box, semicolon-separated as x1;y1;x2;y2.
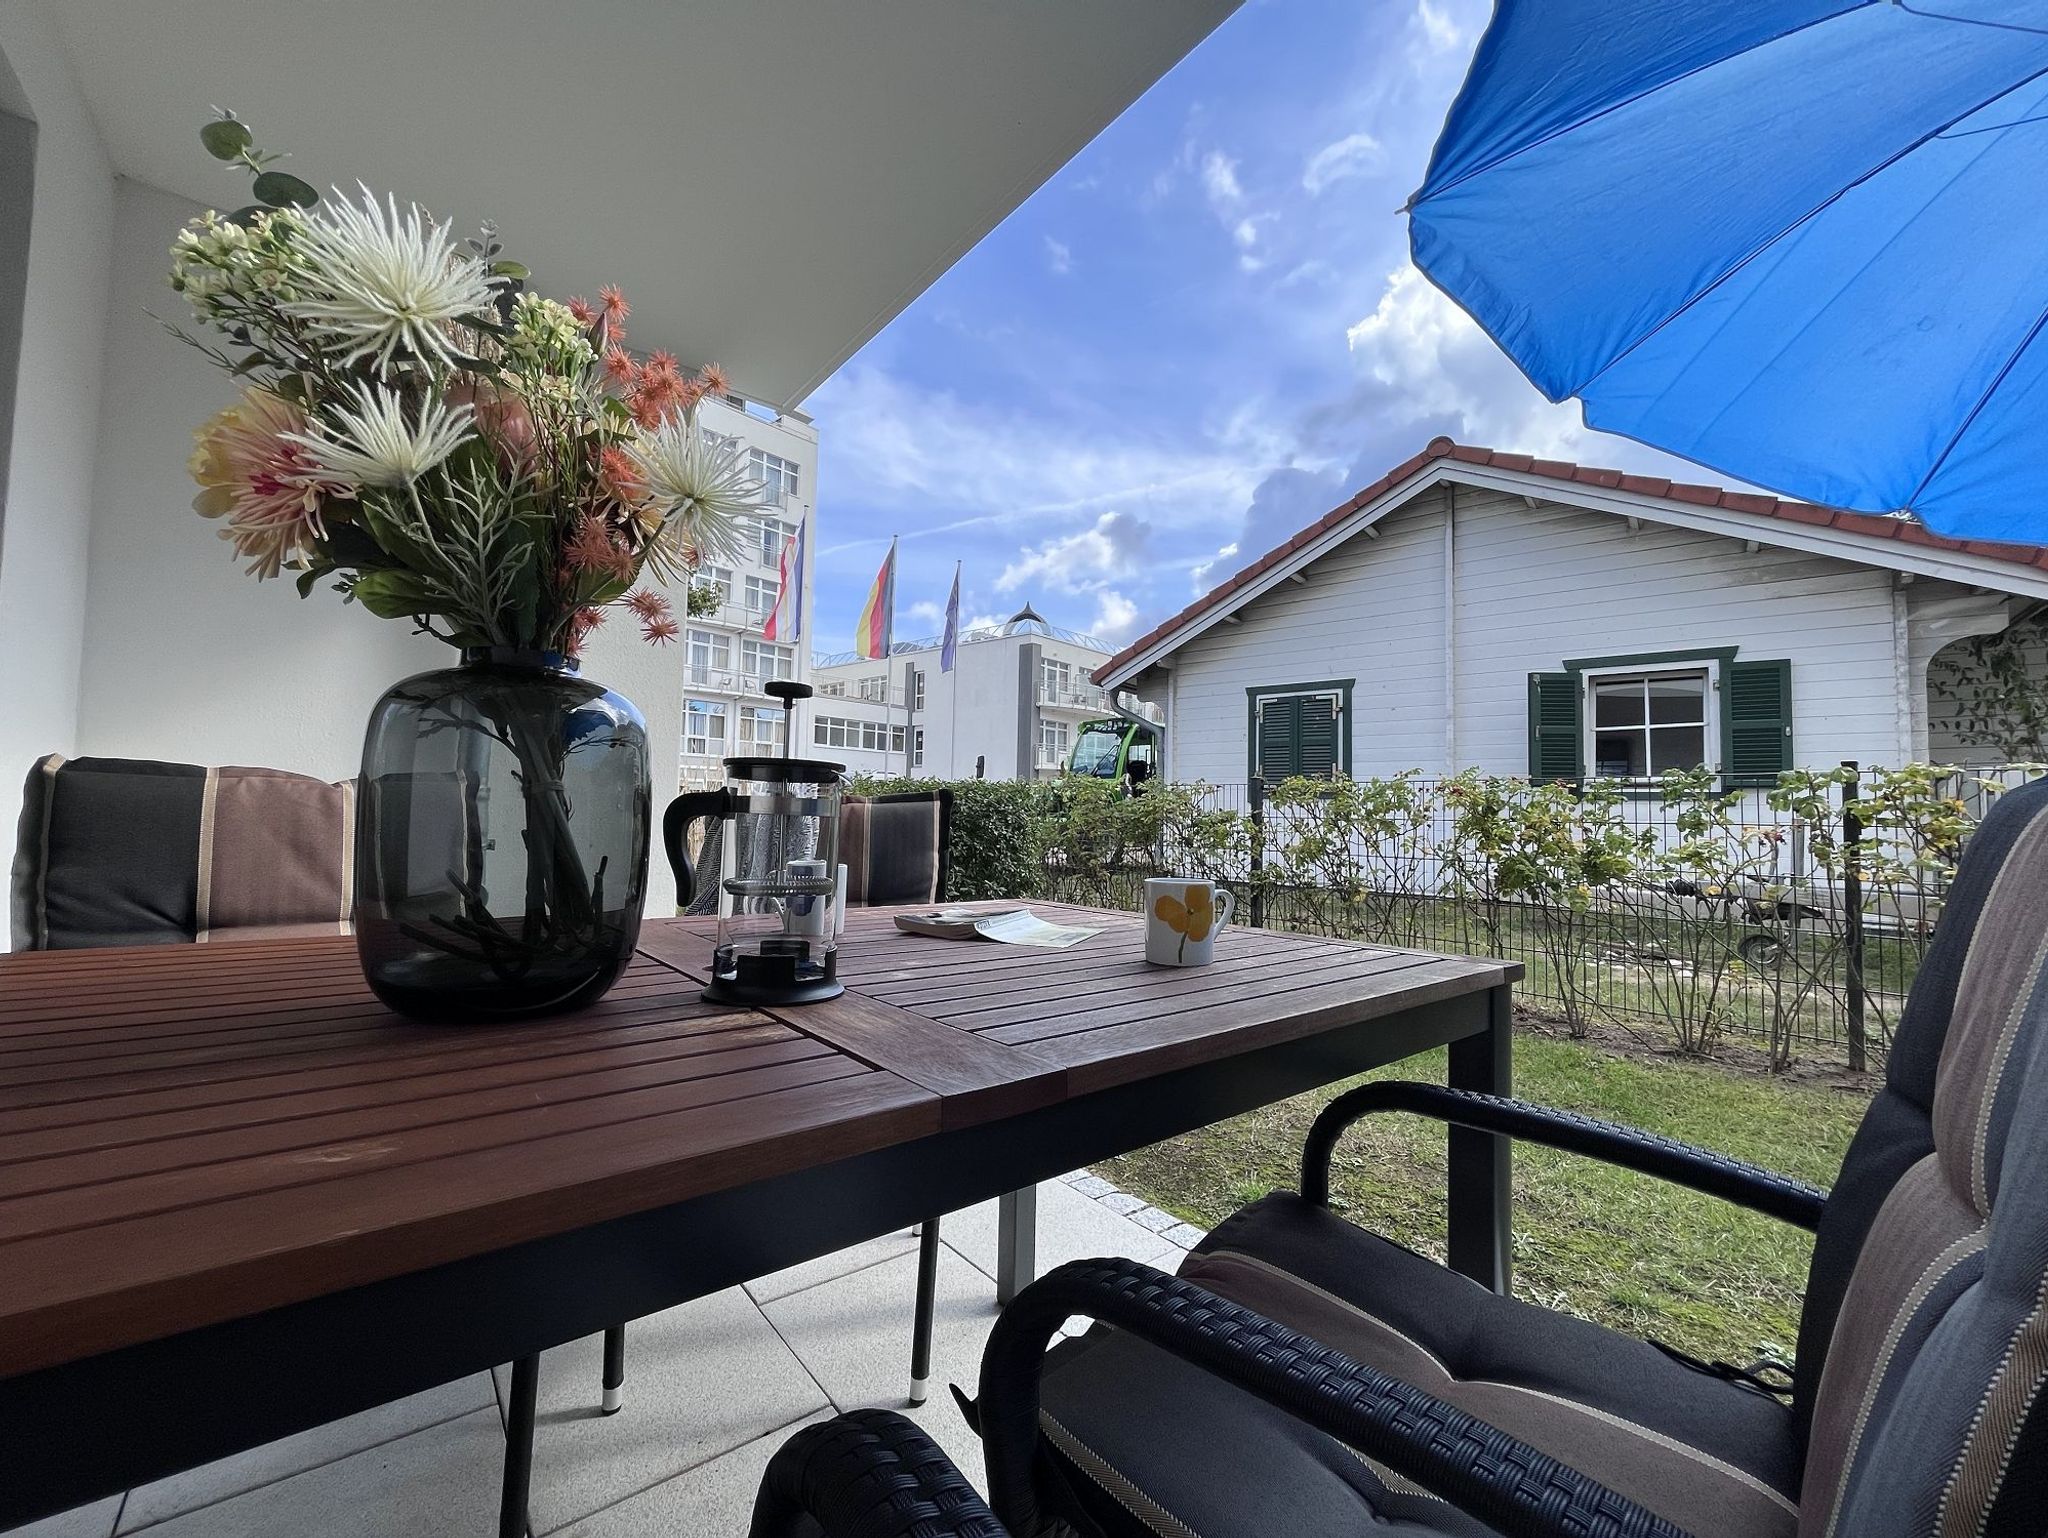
0;901;1519;1530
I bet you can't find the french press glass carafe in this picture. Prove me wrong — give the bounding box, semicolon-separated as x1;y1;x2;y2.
665;680;845;1004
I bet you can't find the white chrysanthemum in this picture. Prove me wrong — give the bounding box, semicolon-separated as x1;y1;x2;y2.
283;186;497;370
289;382;473;488
625;416;766;567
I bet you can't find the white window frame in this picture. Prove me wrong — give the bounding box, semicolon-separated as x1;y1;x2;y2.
1039;717;1071;765
913;727;925;768
1580;659;1722;779
699;564;735;604
683;699;727;756
911;669;926;712
750;514;796;567
747;448;800;506
740;637;795;683
743;573;779;617
738;704;784;754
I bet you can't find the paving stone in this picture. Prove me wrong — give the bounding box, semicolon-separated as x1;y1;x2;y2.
744;1231;919;1305
117;1376;493;1532
491;1287;827;1533
1128;1204;1181;1233
1069;1176;1115;1198
1162;1222;1209;1248
555;1412;832;1538
1095;1191;1146;1216
940;1181;1177;1286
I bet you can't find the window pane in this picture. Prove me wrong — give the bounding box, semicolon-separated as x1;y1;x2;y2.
1592;730;1646;778
1648;674;1706;724
1593;680;1644;727
1650;725;1707;772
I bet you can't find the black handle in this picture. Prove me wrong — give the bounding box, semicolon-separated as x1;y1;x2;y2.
663;789;733;907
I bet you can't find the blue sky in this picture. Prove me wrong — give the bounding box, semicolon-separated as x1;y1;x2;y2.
803;0;1700;656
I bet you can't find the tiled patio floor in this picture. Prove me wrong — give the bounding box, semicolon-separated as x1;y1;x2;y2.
8;1174;1203;1538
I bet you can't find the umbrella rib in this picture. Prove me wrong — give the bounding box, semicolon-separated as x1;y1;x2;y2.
1414;3;1872;206
1905;304;2048;515
1573;58;2048;401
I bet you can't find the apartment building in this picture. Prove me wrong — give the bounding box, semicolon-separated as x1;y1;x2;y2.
677;394;820;789
808;606;1114;780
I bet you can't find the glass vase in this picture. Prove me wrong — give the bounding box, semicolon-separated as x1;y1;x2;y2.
354;648;651;1021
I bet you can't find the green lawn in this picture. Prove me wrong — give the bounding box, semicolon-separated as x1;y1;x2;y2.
1097;1024;1871;1365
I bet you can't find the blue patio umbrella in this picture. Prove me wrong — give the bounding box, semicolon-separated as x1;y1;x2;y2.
1408;0;2048;543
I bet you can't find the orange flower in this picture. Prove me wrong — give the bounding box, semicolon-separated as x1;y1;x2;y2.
640;613;681;645
625;587;671;622
598;444;643;503
697;362;731;397
565;514;634;582
1152;885;1217;962
599;285;630;324
602;347;635;388
566;604;606;658
189;389;351;579
566;296;597;326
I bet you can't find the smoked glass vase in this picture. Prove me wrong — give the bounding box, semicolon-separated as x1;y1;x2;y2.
353;648;651;1021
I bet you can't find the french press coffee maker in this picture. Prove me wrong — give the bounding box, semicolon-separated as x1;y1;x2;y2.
665;680;846;1004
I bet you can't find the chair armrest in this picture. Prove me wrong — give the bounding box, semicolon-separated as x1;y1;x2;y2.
1300;1081;1826;1231
979;1257;1692;1538
749;1408;1007;1538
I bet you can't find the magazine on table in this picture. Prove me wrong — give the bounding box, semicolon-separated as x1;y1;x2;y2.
894;907;1102;949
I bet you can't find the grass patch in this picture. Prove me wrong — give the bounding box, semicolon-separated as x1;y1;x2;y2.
1097;1024;1870;1364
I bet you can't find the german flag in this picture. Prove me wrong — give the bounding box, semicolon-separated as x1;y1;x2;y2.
855;537;895;659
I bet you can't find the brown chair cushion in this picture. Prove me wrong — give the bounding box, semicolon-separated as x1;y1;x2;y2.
841;790;952;907
12;755;353;949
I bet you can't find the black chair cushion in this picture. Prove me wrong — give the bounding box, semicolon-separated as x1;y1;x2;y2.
1159;1192;1800;1538
1037;1324;1501;1537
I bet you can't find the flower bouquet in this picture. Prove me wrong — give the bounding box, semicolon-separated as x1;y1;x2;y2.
167;112;775;1018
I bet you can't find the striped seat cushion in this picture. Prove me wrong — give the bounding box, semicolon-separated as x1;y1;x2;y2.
11;755;353;949
1797;773;2048;1537
840;790;952;907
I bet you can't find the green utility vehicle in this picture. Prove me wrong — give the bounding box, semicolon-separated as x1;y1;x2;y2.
1066;716;1160;794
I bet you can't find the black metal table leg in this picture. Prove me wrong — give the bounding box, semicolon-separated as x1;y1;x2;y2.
500;1353;539;1538
600;1325;625;1416
1446;983;1513;1293
909;1217;941;1406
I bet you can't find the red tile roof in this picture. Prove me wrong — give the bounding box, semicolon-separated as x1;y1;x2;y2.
1093;437;2048;685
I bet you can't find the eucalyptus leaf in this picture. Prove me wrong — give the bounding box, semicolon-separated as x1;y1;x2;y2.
200;118;253;162
252;171;319;209
225;205;268;229
230;351;268;377
488;260;529;281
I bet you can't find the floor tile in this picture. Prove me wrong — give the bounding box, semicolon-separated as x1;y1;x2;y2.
760;1246;995;1488
939;1181;1179;1285
117;1375;493;1532
555;1412;830;1538
2;1496;122;1538
743;1230;918;1305
492;1288;827;1534
122;1410;505;1538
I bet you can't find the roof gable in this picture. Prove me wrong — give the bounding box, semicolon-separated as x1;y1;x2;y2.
1095;438;2048;687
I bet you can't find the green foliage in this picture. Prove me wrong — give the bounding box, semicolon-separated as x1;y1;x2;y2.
1926;614;2048;761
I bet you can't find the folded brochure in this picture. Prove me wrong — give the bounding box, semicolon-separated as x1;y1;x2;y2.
894;906;1101;949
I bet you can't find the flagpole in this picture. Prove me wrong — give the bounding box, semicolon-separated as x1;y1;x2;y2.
948;560;960;778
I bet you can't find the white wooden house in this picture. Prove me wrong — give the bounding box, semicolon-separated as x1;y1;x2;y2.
1096;439;2048;788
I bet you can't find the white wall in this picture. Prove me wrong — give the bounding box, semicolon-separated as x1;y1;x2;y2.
0;1;115;859
77;178;447;775
1161;482;1930;787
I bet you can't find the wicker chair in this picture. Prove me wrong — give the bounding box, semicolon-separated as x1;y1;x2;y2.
747;772;2048;1537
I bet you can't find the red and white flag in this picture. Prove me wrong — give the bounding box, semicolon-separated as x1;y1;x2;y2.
762;524;803;641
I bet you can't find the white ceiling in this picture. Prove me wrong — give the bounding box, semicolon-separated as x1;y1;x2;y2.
49;0;1237;407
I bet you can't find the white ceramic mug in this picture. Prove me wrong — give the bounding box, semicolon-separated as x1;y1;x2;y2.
1144;877;1235;966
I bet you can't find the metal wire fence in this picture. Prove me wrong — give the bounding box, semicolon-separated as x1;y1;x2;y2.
1022;765;2042;1067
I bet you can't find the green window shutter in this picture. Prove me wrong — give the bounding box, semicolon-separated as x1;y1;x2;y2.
1256;695;1299;780
1527;672;1582;782
1296;693;1341;779
1725;659;1793;786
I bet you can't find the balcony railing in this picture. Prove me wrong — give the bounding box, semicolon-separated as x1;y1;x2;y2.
1038;682;1110;712
681;665;799;697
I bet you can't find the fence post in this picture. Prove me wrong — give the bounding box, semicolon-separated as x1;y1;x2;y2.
1841;760;1867;1074
1248;776;1267;929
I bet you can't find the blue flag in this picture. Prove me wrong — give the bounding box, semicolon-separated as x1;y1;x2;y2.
940;562;960;673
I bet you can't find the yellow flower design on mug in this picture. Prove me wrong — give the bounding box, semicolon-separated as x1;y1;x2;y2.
1153;884;1215;963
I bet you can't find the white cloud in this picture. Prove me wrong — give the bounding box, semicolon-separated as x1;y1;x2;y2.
996;511;1150;595
907;599;945;628
1090;590;1140;643
1301;131;1385;195
1414;0;1466;54
1043;236;1073;275
1190;541;1239;592
1200;149;1244;208
808;365;1259;551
